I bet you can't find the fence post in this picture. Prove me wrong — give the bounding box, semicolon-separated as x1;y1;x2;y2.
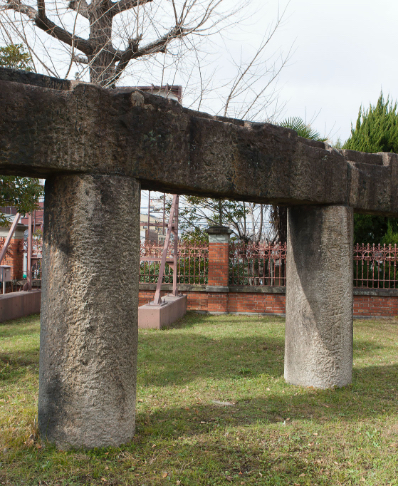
206;226;231;313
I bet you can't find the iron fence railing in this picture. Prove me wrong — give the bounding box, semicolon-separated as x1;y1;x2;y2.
354;243;398;289
4;238;398;290
139;242;208;285
229;242;287;286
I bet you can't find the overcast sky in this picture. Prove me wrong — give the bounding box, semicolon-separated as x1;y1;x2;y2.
251;0;398;144
3;0;394;145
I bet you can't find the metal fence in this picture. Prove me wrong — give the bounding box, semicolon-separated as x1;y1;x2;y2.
24;237;43;280
229;242;287;286
139;242;208;285
5;238;398;289
354;243;398;289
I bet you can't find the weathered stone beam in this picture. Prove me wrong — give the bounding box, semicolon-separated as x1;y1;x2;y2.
1;67;398;215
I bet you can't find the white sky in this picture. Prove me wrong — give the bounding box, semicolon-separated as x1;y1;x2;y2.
3;0;395;144
247;0;398;144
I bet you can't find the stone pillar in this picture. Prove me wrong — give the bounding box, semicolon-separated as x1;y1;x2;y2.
39;174;140;448
206;226;231;313
284;205;353;389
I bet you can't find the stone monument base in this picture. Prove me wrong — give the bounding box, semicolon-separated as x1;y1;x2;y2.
138;294;187;329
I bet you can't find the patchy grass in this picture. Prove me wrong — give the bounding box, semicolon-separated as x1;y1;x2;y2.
1;312;398;485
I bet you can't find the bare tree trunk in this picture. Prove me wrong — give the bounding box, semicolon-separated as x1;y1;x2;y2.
88;2;116;85
271;205;287;244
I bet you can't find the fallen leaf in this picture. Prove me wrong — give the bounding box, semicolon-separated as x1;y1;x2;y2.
162;472;168;478
299;473;305;477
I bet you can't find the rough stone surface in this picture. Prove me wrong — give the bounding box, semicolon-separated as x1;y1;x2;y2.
284;205;353;388
1;67;398;215
0;67;393;446
39;174;140;448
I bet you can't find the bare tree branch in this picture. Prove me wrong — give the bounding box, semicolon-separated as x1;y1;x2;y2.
109;0;153;17
5;0;94;55
73;54;89;64
106;25;187;86
68;0;89;19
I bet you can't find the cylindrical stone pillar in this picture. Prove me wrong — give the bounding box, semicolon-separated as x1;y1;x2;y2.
205;226;232;313
39;174;140;448
284;205;353;389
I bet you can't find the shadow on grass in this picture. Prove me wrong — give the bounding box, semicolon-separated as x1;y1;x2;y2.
138;332;286;385
138;331;387;388
136;363;398;442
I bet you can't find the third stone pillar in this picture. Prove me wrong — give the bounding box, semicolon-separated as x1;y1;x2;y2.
284;205;353;389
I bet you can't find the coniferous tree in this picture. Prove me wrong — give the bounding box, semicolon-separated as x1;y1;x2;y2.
344;94;398;244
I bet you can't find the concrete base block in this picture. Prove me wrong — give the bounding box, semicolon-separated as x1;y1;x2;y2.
0;290;41;323
138;294;187;329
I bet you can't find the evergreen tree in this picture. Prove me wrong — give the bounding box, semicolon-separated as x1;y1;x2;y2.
344;94;398;154
344;94;398;244
0;44;33;71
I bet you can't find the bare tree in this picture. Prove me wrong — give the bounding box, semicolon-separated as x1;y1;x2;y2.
1;0;244;85
169;194;275;244
0;0;290;119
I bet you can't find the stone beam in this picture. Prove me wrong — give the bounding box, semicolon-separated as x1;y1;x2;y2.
1;67;398;215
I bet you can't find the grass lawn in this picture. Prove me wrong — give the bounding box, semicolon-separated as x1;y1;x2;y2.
1;312;398;485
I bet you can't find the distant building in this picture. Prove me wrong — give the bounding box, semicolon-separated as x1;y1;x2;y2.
140;213;166;245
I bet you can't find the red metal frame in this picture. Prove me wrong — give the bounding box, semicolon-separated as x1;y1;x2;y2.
149;195;180;305
0;213;21;265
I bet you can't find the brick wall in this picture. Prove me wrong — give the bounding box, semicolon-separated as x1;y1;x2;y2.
138;286;398;318
0;237;24;280
353;292;398;317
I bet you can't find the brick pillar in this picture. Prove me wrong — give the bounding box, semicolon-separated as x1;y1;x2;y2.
206;226;231;313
